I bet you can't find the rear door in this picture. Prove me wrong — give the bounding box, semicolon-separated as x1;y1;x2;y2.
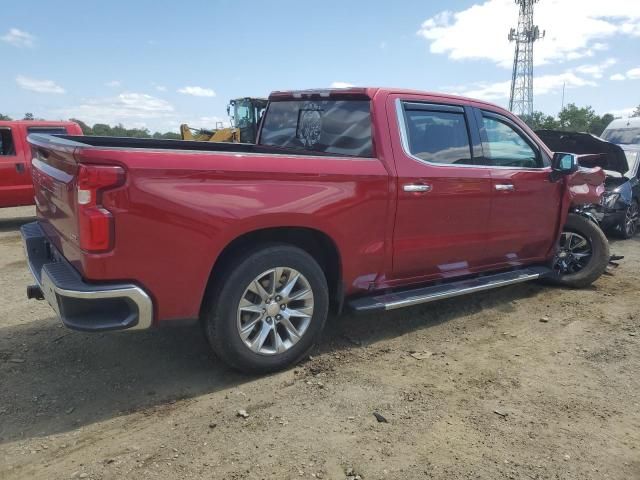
388;95;494;282
475;108;562;264
0;124;32;207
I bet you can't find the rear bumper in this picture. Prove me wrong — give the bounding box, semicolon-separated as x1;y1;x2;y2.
21;222;153;331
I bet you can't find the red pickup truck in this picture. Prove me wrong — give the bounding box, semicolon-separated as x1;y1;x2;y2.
21;88;609;373
0;120;82;208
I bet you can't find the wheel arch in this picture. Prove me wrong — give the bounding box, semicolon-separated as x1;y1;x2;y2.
200;226;343;318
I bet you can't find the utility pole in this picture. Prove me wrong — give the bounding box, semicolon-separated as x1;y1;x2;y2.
508;0;545;117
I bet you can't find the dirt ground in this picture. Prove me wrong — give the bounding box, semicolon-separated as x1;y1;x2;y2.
0;205;638;480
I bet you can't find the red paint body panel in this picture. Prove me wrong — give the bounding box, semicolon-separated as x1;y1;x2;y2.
27;88;606;325
0;121;82;208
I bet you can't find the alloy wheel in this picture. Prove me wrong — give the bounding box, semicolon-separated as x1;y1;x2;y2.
236;267;314;355
553;231;593;275
623;202;639;237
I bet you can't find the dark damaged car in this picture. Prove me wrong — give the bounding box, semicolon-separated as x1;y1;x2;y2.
536;129;640;238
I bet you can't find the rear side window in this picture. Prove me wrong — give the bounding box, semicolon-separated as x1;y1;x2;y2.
27;127;68;135
259;100;373;157
481;116;540;168
403;107;472;165
0;128;16;156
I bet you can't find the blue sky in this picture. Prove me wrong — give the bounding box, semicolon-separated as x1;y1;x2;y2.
1;0;639;132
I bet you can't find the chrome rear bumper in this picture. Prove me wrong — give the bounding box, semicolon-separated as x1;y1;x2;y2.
21;222;153;331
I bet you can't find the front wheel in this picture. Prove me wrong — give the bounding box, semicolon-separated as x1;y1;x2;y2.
546;213;610;289
617;200;639;239
203;245;329;374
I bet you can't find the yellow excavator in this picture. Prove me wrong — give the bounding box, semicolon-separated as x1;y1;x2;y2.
180;97;268;143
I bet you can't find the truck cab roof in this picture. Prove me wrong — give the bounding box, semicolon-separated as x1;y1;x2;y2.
0;120;80;127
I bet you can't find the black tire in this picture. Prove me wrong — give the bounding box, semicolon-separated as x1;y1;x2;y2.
203;245;329;374
546;213;610;289
616;199;639;239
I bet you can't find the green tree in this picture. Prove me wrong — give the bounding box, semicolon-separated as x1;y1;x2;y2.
558;104;596;132
23;112;34;121
0;113;11;121
588;113;614;137
632;105;640;118
67;119;181;139
520;111;559;130
69;118;93;135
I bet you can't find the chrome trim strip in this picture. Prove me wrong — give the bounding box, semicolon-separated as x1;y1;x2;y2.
394;98;551;172
39;269;153;330
382;272;541;310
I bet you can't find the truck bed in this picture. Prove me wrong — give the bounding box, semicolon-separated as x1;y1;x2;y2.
40;134;352;157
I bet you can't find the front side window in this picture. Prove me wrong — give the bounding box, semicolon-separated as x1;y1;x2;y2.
403;107;472;165
482;116;540;168
259;100;372;157
0;128;16;156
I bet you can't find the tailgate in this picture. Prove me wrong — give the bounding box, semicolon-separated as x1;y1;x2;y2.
29;134;83;246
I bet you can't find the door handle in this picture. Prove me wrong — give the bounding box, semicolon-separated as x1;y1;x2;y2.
495;184;515;191
15;163;25;174
403;183;432;193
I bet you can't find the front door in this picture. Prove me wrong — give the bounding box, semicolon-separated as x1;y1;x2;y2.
475;109;562;265
389;97;494;283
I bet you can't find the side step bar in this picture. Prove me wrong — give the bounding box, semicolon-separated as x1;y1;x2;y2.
348;266;552;313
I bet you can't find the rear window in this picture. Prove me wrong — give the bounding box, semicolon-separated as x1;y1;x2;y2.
259;100;373;157
27;127;68;135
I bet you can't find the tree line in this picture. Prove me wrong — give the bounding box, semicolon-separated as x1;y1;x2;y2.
0;113;180;139
520;104;640;135
2;104;640;139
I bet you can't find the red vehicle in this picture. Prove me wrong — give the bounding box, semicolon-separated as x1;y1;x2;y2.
0;121;83;208
21;88;609;373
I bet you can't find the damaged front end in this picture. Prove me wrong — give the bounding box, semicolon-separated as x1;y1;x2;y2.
537;129;639;236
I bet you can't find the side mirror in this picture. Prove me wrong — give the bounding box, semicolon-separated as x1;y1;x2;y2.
552;152;579;174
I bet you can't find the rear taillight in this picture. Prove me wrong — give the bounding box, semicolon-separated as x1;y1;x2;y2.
76;164;125;252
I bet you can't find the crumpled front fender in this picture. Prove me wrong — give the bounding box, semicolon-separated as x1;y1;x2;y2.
566;166;606;206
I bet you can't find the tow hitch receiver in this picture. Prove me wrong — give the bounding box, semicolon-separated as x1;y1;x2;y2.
27;284;44;300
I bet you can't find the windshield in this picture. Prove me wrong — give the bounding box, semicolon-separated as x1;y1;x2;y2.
233;101;253;128
601;127;640;145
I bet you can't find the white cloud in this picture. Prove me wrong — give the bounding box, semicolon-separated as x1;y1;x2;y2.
1;28;35;48
155;85;167;92
417;0;640;68
105;80;121;88
178;86;216;97
330;82;355;88
453;71;596;101
16;75;65;94
607;67;640;81
60;93;174;127
574;58;616;79
607;106;637;118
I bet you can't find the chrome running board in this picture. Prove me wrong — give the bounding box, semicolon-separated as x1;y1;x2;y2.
348;266;551;313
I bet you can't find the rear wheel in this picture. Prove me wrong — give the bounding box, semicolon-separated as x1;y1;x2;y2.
547;213;609;288
618;199;639;239
204;245;329;374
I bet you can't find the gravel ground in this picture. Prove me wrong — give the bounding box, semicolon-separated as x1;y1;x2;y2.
1;205;638;480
